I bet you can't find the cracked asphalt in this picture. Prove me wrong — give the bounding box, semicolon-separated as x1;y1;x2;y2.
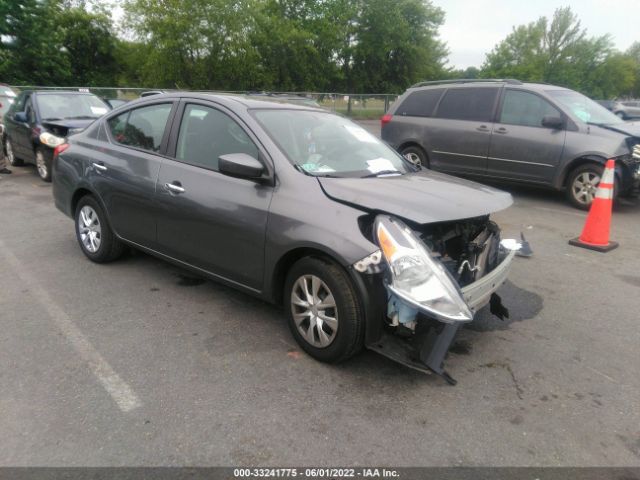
1;126;639;466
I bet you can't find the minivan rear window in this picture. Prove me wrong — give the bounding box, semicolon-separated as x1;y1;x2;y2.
435;87;499;122
395;89;444;117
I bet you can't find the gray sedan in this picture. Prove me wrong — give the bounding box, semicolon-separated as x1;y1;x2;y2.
52;93;516;384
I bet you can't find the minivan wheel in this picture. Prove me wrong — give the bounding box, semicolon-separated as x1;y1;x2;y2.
284;257;363;363
615;111;626;119
6;139;23;166
74;196;125;263
566;163;615;210
35;148;51;182
400;145;427;168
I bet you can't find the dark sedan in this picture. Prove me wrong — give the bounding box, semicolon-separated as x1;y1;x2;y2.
3;90;109;181
52;92;517;384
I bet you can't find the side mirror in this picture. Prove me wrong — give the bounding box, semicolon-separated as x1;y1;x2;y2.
218;153;264;179
14;111;28;123
541;115;563;130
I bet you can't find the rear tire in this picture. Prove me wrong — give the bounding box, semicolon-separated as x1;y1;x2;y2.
6;139;23;166
284;256;364;363
400;145;428;168
74;195;125;263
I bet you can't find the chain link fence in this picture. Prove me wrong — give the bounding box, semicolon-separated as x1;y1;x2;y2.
8;86;399;119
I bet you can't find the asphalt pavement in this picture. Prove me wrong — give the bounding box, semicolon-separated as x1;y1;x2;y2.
1;135;639;466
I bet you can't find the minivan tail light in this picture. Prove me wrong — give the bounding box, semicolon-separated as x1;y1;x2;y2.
381;114;393;127
53;143;69;159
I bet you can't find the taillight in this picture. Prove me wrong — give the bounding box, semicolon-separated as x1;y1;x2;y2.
53;143;69;159
381;114;393;127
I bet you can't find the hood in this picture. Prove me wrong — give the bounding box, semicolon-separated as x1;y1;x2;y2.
594;122;640;138
43;118;96;137
317;170;513;224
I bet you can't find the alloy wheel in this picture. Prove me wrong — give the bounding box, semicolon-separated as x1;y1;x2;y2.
36;150;47;179
403;152;422;167
571;171;601;206
6;140;16;165
78;206;102;253
290;274;338;348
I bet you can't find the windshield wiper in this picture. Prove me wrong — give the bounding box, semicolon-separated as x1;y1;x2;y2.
65;115;99;120
362;170;401;178
42;117;63;121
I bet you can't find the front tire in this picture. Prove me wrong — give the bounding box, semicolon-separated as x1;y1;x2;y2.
35;148;51;182
565;163;615;210
6;139;23;166
284;256;364;363
75;195;125;263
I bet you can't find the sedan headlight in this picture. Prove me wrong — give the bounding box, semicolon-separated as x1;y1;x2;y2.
375;215;473;323
39;132;65;147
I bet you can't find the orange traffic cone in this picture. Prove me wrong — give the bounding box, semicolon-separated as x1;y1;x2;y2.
569;159;618;252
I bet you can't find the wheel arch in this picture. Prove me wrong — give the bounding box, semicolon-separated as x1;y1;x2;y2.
269;246;350;306
69;186;117;235
557;155;608;189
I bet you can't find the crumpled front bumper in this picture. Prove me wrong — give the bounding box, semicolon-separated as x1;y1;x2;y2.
366;248;516;385
461;249;516;313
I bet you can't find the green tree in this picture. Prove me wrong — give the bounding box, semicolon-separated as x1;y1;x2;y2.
59;7;120;86
481;7;633;98
350;0;448;92
0;0;71;85
122;0;259;89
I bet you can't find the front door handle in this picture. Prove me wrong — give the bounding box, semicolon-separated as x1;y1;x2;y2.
164;182;185;194
476;125;490;132
92;162;107;172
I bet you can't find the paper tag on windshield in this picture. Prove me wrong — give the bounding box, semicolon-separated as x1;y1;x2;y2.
91;106;108;115
343;124;377;143
366;158;397;173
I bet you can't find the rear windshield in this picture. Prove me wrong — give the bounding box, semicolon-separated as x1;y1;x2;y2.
252;109;413;178
37;94;109;121
547;90;623;125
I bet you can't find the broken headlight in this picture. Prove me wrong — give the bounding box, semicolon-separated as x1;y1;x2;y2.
375;215;473;323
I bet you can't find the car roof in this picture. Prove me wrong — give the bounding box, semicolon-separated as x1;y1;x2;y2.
408;79;572;93
126;91;326;111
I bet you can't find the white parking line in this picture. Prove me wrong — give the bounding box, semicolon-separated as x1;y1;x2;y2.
0;240;142;412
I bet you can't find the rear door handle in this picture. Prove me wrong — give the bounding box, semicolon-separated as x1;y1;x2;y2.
92;162;107;172
495;127;508;134
476;125;490;132
164;182;185;194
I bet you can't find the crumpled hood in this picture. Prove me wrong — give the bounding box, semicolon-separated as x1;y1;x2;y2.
43;118;96;137
594;122;640;138
317;170;513;224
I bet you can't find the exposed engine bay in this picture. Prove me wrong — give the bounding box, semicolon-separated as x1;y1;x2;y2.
355;214;517;385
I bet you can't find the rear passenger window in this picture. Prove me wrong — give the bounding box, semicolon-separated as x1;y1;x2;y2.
395;89;444;117
175;104;258;171
435;88;498;122
107;103;172;152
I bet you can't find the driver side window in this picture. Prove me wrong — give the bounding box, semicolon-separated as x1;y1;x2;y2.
175;104;259;171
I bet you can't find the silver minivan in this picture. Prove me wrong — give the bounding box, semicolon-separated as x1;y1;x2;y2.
382;79;640;209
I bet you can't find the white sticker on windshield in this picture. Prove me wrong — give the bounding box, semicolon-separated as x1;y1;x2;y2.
366;158;398;174
343;124;377;143
91;106;108;115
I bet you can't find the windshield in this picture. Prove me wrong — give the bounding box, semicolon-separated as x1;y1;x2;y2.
253;109;413;177
38;94;109;121
547;90;623;125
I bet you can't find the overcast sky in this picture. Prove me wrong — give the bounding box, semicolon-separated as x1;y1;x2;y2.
432;0;640;69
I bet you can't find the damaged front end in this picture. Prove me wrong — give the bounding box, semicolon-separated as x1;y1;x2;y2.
353;215;517;385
